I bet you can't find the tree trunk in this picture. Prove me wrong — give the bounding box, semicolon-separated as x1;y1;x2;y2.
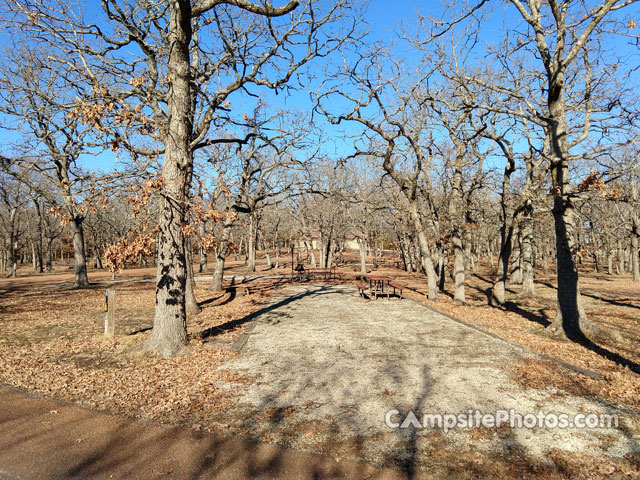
616;239;626;275
236;235;243;262
145;0;192;358
97;247;104;269
490;149;517;306
5;241;16;277
264;238;272;269
31;241;37;270
272;221;280;269
371;242;378;269
409;203;438;300
46;238;53;272
632;232;640;282
632;184;640;282
198;223;207;273
405;239;414;272
607;249;614;276
247;215;257;272
546;83;599;339
34;199;44;273
539;244;548;274
358;237;367;274
509;223;522;286
492;222;513;306
487;241;494;268
185;240;201;316
210;216;233;292
4;207;17;277
71;216;90;288
308;240;317;267
437;248;446;291
548;195;599;338
520;210;535;298
326;240;334;268
464;233;473;274
319;238;326;268
452;233;465;305
396;232;409;271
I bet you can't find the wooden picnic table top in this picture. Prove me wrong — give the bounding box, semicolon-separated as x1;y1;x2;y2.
366;275;392;281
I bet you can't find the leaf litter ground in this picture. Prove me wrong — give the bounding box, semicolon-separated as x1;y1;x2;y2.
0;261;639;479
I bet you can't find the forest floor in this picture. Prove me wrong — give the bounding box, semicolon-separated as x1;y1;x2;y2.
0;258;639;478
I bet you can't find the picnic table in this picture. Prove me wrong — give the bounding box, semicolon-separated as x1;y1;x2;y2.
292;265;338;282
357;274;404;300
365;275;392;298
307;267;338;281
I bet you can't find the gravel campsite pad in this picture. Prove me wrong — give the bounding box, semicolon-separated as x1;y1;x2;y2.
213;284;639;475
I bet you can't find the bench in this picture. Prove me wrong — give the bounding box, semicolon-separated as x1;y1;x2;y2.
389;282;404;299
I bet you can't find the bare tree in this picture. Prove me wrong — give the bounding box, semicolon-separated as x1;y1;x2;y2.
0;172;29;277
502;0;639;340
0;46;100;287
423;0;639;339
316;45;442;299
5;0;361;357
206;109;315;289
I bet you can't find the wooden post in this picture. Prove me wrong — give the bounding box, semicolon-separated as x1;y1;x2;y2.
104;288;115;337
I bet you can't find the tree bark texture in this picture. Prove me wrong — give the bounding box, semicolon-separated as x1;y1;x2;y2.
145;0;192;358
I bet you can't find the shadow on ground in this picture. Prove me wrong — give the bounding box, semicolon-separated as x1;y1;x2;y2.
210;284;639;478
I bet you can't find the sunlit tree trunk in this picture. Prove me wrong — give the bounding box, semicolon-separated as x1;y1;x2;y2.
185;240;201;315
358;236;367;274
452;234;465;305
210;214;233;292
145;0;192;358
509;223;522;286
70;216;89;287
198;222;207;273
547;78;599;339
45;238;53;272
247;214;257;272
34;199;44;273
491;154;515;306
520;208;535;298
5;211;17;277
632;184;640;282
408;203;438;300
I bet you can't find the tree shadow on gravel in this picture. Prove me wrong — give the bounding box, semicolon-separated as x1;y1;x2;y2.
200;285;350;341
205;284;630;479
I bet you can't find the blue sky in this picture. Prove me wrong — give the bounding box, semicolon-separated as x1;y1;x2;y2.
1;0;639;177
